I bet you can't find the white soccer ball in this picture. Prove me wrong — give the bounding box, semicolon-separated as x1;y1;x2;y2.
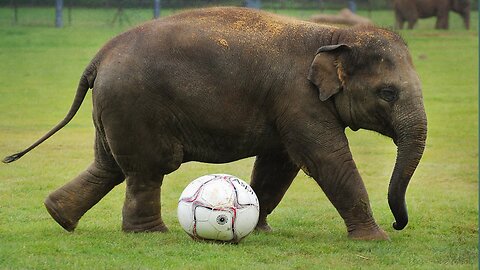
177;174;259;243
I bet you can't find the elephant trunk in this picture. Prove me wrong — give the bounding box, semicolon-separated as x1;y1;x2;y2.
388;108;427;230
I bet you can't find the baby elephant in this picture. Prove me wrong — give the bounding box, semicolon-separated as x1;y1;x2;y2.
4;7;427;240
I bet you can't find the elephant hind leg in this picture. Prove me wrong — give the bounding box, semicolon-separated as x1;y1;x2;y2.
250;150;299;232
100;112;183;233
44;133;125;232
394;11;405;29
122;173;167;233
407;19;416;29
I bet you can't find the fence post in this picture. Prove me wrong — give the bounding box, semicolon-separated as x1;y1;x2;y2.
154;0;161;19
12;1;18;25
55;0;63;28
348;0;357;13
68;2;72;26
245;0;261;9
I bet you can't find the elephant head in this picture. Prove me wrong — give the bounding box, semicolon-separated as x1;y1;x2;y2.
308;26;427;230
452;0;470;29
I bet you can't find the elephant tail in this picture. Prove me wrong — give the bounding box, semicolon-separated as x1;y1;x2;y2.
2;64;97;163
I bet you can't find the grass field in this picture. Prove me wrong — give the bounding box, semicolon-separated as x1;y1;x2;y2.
0;7;478;269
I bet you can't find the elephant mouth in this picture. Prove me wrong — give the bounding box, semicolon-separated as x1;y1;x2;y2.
368;124;397;144
386;129;398;145
377;121;397;144
349;125;360;131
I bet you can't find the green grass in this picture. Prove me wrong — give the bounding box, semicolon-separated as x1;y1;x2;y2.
0;7;478;269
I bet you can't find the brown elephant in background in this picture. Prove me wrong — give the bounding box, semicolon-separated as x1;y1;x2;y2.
310;8;373;26
393;0;470;29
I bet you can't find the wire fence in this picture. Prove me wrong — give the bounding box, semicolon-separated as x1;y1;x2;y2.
2;0;385;9
0;0;477;27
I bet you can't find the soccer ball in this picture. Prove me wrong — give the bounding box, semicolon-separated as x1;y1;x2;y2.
177;174;259;243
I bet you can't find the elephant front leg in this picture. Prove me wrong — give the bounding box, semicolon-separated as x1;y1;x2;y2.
407;20;416;29
435;12;449;29
250;151;300;232
285;126;388;240
394;12;405;29
307;144;388;240
122;174;168;233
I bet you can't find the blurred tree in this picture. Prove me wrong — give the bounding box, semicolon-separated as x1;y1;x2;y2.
243;0;261;9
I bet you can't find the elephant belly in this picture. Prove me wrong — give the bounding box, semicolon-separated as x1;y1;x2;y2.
181;129;282;164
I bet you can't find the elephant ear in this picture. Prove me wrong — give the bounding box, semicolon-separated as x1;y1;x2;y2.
308;44;351;101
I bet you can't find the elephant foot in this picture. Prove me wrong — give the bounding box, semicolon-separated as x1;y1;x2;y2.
122;216;169;233
44;196;78;232
338;199;390;240
122;180;167;233
43;164;122;232
254;219;273;233
348;226;389;241
44;181;116;232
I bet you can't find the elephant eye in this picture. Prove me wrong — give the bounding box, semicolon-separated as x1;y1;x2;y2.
378;87;398;102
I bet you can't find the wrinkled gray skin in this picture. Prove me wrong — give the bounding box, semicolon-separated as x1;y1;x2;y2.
4;7;427;240
394;0;471;29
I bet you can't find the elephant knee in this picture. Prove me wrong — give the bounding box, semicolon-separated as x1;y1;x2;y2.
85;163;125;186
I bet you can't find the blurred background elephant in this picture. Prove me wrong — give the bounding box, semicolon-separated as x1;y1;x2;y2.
393;0;471;29
310;8;373;26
